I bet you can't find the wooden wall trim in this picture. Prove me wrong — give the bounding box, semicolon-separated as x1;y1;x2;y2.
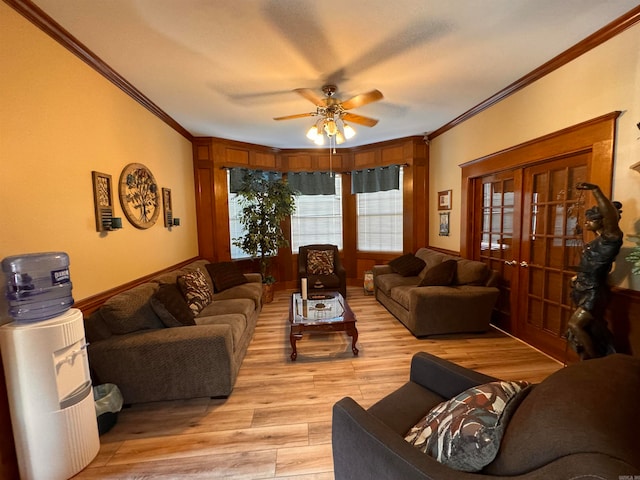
73;257;200;317
459;112;620;258
5;0;193;141
428;6;640;140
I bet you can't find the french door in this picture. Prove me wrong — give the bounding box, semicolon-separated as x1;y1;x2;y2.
461;113;617;361
475;153;590;360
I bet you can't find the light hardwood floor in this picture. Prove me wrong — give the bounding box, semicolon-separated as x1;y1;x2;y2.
74;287;563;479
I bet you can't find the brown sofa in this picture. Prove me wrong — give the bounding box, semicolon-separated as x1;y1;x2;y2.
83;260;262;404
373;248;500;336
332;352;640;479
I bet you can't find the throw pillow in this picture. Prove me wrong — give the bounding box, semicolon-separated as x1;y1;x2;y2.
206;261;248;292
404;380;531;472
150;282;195;327
177;269;213;316
419;259;458;286
307;249;334;275
388;253;426;277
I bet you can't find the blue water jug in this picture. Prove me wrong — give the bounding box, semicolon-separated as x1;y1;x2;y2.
2;252;74;322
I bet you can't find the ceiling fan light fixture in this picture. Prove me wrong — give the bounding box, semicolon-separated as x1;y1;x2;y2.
324;119;338;137
306;125;319;141
343;123;356;139
336;131;346;145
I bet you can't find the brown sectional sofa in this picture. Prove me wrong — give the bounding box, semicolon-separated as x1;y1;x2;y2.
83;260;262;404
373;248;500;336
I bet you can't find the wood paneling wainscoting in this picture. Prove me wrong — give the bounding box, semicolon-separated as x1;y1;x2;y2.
192;136;429;292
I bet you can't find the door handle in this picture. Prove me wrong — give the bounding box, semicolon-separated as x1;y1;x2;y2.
520;261;529;268
504;260;516;266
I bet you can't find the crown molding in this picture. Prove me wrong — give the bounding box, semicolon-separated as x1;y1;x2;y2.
428;5;640;140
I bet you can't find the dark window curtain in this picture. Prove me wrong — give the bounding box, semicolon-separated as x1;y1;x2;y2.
351;164;400;193
288;171;336;195
229;168;282;193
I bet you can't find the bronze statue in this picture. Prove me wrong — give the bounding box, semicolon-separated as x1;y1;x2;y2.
566;182;622;360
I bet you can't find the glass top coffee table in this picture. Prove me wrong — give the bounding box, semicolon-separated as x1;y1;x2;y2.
288;292;359;361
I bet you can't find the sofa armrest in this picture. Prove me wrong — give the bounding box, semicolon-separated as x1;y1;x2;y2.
409;286;500;336
244;272;262;284
485;269;500;287
372;264;393;277
332;397;482;480
409;352;498;398
88;325;235;403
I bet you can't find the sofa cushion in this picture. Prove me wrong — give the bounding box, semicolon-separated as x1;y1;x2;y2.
405;380;531;472
455;259;489;286
375;274;420;298
415;248;457;271
150;283;195;327
84;310;112;342
419;259;457;286
389;253;426;277
212;281;263;309
308;249;334;275
198;298;255;320
206;261;248;292
100;283;164;335
177;269;213;316
195;313;247;348
485;353;640;475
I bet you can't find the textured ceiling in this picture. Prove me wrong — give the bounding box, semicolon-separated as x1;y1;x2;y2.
32;0;639;148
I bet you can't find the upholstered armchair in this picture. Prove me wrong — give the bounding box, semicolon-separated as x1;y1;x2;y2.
332;352;640;479
298;244;347;298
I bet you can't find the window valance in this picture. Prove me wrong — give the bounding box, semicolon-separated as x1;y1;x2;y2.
288;171;336;195
229;168;282;193
351;164;400;193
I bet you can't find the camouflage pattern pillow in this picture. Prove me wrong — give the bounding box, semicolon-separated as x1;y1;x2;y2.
307;249;334;275
177;269;213;316
404;380;531;472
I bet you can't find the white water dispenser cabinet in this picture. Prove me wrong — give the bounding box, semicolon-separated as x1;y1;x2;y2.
0;308;100;480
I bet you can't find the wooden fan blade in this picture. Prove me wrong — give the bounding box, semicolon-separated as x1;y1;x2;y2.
340;89;383;110
273;112;315;121
294;88;326;107
343;112;379;127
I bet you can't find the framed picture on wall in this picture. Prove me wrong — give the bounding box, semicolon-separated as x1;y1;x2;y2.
438;190;452;210
439;212;450;236
162;187;173;227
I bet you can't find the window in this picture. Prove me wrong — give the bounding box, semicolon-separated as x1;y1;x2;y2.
357;167;403;252
228;170;248;259
291;174;343;251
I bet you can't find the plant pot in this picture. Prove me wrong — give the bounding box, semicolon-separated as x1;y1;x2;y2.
262;283;274;304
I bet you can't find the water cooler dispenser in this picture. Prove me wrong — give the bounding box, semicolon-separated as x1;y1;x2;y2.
0;309;100;479
0;253;99;479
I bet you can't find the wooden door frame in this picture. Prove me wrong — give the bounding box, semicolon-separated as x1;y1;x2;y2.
460;112;620;259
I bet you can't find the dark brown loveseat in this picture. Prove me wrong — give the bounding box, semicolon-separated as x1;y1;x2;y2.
373;248;500;336
332;352;640;479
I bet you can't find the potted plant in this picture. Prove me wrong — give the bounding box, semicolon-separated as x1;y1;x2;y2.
232;170;296;303
627;234;640;276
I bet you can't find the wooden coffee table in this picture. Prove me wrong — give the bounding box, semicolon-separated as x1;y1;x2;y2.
288;292;358;361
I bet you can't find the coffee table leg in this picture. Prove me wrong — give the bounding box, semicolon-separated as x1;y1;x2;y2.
290;329;299;361
348;325;359;356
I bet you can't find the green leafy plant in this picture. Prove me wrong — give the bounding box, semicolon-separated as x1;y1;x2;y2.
626;234;640;276
232;170;297;284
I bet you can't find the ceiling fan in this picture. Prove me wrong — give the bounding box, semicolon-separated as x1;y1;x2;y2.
273;85;383;145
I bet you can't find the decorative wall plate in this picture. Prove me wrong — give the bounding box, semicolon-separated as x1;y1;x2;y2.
119;163;160;229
